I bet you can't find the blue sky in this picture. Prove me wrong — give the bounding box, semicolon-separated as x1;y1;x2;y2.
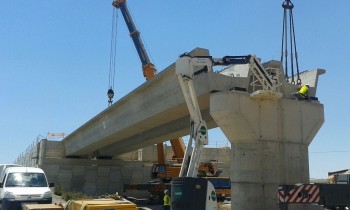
1;1;349;179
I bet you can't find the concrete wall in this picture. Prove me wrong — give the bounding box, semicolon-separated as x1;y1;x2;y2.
15;139;231;197
40;158;152;196
15;140;152;196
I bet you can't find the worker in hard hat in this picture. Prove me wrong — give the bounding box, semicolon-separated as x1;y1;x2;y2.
292;84;310;100
163;189;171;210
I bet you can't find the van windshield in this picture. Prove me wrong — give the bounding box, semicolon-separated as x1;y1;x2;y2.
5;172;47;187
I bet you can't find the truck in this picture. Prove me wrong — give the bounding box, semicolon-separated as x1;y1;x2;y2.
151;160;222;183
204;177;231;202
328;169;350;184
336;174;350;184
0;167;54;210
278;170;350;210
278;183;350;210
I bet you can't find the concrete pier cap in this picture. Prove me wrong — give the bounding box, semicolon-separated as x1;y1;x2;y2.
210;64;325;210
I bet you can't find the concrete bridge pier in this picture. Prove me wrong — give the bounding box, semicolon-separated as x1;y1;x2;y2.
210;91;324;210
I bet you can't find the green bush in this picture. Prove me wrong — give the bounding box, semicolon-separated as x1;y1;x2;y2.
53;186;63;196
62;191;92;201
53;186;91;201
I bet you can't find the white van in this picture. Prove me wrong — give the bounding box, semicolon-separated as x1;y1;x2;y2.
0;167;53;210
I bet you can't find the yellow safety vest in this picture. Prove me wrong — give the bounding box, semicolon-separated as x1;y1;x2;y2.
164;194;171;206
298;85;309;97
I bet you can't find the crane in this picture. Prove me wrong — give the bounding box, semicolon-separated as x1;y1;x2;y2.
111;0;186;170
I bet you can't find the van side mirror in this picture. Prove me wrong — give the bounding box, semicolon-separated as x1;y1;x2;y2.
49;182;54;188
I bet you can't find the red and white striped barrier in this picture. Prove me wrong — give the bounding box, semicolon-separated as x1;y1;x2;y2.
278;184;320;203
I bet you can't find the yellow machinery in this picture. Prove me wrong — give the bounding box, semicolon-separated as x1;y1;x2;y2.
23;204;64;210
24;199;137;210
152;161;222;182
66;199;137;210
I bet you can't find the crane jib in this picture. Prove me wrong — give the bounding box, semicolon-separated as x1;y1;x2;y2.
117;1;151;66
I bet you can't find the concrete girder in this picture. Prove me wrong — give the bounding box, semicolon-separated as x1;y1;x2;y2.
63;48;250;157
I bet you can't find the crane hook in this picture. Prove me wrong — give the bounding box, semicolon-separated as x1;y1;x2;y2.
107;88;114;106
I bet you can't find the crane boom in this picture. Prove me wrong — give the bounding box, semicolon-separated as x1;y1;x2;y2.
112;0;185;168
176;55;210;178
173;54;216;210
112;0;156;80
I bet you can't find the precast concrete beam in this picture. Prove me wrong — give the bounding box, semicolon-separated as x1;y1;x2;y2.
210;91;324;210
63;48;250;157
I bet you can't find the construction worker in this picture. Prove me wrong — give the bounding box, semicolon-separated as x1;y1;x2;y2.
292;84;310;100
163;190;171;210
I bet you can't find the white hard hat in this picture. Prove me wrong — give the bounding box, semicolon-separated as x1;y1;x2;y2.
164;190;168;194
306;84;310;87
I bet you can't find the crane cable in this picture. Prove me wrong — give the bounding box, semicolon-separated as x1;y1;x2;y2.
280;0;301;85
107;6;118;107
